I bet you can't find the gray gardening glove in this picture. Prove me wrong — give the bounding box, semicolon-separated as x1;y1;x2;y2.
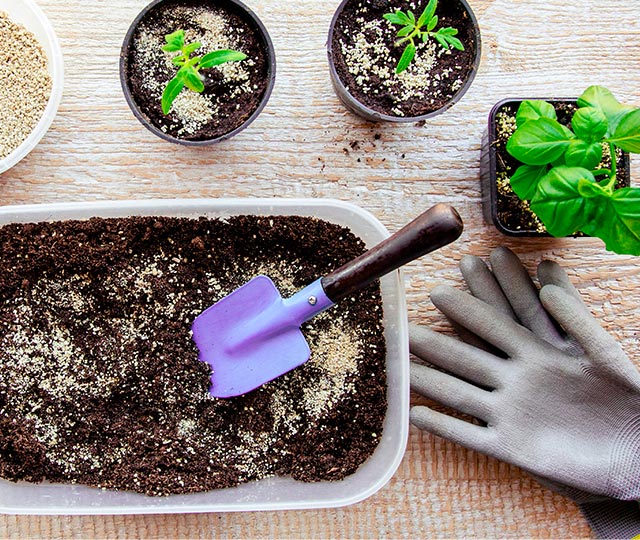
410;247;640;504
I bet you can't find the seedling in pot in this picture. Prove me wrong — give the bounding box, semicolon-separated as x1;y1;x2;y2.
383;0;464;74
161;29;247;114
506;85;640;255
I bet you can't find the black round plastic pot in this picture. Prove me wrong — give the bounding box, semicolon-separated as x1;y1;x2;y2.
480;98;632;237
120;0;276;146
327;0;481;123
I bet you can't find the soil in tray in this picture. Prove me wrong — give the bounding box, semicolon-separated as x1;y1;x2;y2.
331;0;477;118
124;0;270;141
0;215;386;496
492;101;630;234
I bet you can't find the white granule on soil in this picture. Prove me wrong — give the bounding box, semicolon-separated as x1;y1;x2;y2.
0;11;52;160
132;5;255;135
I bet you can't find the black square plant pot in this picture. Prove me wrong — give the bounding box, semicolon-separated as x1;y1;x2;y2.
480;98;631;237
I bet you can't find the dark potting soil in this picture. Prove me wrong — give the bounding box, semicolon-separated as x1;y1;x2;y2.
492;101;630;234
331;0;477;118
124;0;271;141
0;215;387;496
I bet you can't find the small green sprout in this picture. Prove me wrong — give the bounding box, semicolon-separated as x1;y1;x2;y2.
383;0;464;74
161;29;247;115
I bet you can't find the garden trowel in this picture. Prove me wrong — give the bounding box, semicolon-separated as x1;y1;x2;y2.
192;203;463;398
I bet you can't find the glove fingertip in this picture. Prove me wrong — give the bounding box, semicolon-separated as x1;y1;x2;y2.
460;254;488;278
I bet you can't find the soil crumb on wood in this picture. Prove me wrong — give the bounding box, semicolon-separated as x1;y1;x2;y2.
0;11;52;160
0;215;387;496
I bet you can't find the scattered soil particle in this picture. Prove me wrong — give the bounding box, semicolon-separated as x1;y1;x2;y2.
0;11;52;160
331;0;477;118
124;0;270;141
492;100;630;235
0;215;387;496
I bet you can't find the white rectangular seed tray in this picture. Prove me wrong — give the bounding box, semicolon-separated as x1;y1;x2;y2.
0;198;409;515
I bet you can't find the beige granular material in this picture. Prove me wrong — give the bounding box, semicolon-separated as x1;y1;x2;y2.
0;11;52;160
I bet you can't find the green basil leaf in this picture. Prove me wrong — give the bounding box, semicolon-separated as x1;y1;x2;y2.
530;166;595;237
509;165;548;200
396;43;416;73
564;139;603;170
577;178;609;198
580;187;640;255
577;85;634;136
161;77;185;114
418;0;437;28
571;107;608;142
607;109;640;153
515;100;557;127
199;50;247;69
506;117;575;166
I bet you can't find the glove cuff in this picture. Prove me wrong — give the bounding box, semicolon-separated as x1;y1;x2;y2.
607;410;640;500
578;499;640;539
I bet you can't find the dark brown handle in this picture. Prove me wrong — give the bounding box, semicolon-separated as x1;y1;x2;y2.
321;204;463;302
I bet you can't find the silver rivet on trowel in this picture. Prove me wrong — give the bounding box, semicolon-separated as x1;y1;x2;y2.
308;296;317;305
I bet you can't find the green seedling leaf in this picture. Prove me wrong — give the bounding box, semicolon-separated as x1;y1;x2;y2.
397;43;416;73
577;178;609;198
433;33;449;49
397;25;413;37
571;107;608;142
180;67;204;92
164;29;185;49
578;85;635;136
580;187;640;255
162;43;182;53
509;165;548;200
444;34;464;51
383;12;407;25
564;139;603;170
530;166;596;237
506;117;575;166
159;29;250;116
418;0;437;27
183;42;202;56
607;109;640;153
161;77;185;114
200;50;247;69
383;0;462;73
515;100;557;127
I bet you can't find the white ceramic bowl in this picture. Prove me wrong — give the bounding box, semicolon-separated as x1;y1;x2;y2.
0;198;409;515
0;0;64;174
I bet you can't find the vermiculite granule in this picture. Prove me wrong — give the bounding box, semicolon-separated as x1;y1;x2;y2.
0;11;52;161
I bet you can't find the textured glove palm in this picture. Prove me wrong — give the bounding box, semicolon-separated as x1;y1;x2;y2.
410;247;640;501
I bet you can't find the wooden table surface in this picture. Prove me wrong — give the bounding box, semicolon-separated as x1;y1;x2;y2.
1;0;639;537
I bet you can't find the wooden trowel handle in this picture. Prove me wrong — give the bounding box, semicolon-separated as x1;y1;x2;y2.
321;204;463;303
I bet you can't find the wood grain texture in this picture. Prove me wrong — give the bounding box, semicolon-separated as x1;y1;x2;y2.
1;0;639;537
